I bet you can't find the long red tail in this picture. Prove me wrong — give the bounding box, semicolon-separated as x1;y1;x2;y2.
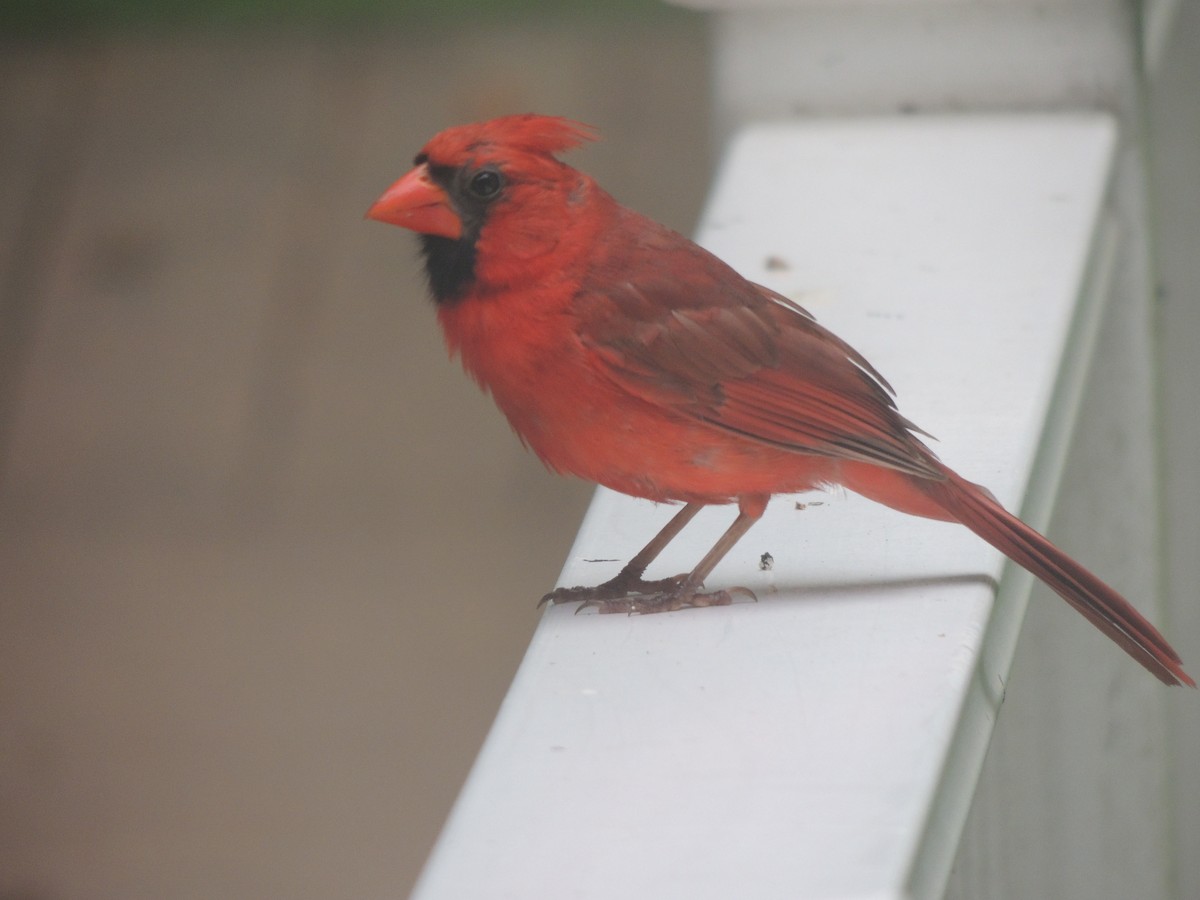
915;464;1193;686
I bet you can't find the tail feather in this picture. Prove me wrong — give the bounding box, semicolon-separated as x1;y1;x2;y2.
921;465;1193;687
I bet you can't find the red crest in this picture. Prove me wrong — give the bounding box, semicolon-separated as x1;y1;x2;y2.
419;114;597;164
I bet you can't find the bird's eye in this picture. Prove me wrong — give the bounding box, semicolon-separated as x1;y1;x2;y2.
467;168;503;200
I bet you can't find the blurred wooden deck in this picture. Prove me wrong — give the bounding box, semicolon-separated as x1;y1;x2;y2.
0;22;709;898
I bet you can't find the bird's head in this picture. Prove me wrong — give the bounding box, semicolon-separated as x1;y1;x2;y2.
367;114;598;302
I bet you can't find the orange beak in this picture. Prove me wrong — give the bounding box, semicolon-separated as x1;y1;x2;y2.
366;163;462;239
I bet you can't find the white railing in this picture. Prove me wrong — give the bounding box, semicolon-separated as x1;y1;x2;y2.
411;3;1193;898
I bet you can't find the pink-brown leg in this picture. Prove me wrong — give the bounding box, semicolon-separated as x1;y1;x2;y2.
541;496;767;614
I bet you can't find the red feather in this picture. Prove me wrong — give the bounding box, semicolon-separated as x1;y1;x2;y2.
421;114;597;164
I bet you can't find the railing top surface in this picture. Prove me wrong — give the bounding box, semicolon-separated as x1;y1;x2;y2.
411;114;1117;900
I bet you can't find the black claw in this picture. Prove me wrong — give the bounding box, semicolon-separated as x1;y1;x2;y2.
540;575;757;616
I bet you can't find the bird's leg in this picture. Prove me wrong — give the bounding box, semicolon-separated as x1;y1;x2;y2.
540;502;703;608
542;496;768;614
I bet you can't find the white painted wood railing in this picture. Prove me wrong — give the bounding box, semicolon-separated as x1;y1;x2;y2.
411;3;1194;898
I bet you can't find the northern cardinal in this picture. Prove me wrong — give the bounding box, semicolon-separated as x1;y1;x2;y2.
368;114;1192;687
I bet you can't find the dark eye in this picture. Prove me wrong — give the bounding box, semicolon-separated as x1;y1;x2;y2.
467;168;503;200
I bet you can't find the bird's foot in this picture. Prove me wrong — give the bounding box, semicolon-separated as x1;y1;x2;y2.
540;573;756;615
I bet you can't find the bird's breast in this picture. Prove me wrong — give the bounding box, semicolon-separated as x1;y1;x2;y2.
437;291;837;504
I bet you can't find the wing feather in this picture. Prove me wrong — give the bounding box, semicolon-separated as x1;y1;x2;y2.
578;260;942;481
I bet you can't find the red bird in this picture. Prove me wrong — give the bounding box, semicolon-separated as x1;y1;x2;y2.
368;113;1192;687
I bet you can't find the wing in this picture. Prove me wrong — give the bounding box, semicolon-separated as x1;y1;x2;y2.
575;237;942;481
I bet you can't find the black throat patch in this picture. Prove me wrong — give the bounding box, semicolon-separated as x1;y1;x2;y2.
419;233;477;304
418;163;496;304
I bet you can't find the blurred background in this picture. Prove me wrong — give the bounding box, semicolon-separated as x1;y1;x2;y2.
0;2;711;897
3;2;1200;898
